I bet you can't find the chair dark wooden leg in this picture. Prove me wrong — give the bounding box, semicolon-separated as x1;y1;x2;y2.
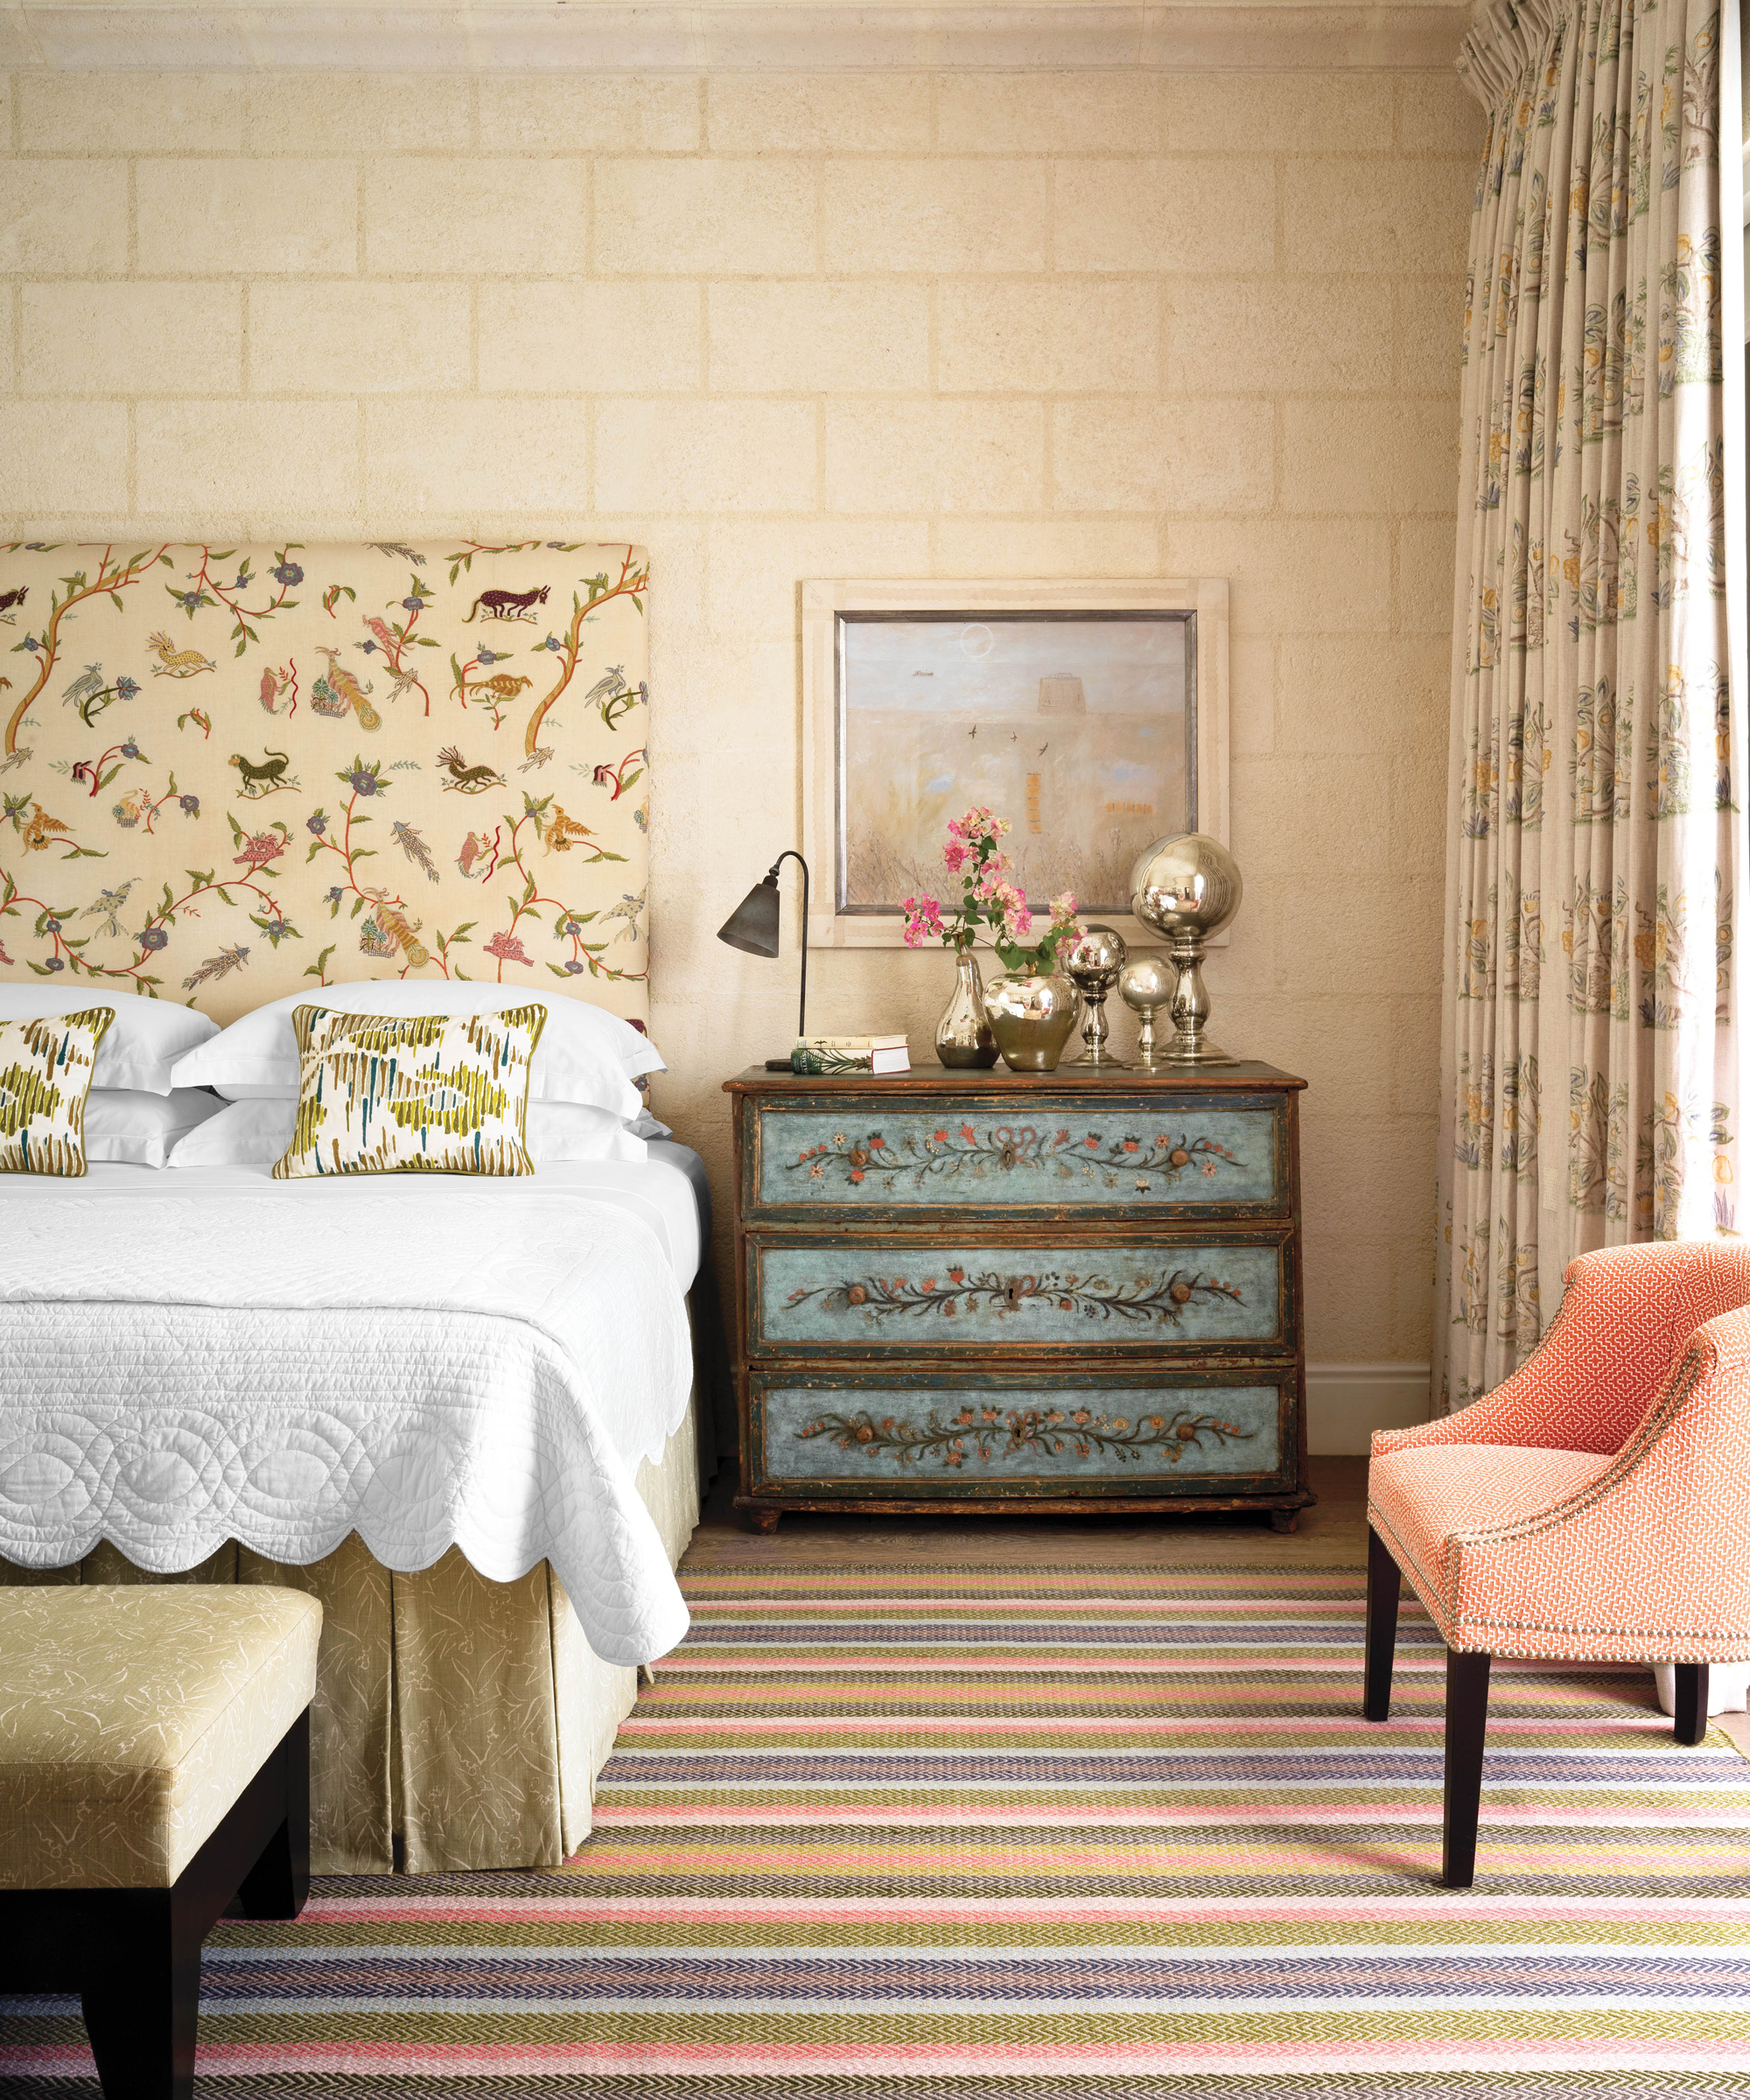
1362;1524;1401;1723
1442;1647;1492;1888
1672;1663;1710;1748
237;1708;311;1921
80;1890;200;2100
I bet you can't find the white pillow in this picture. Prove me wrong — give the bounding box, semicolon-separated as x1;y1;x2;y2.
169;982;661;1116
0;985;218;1096
169;1095;649;1170
84;1088;226;1168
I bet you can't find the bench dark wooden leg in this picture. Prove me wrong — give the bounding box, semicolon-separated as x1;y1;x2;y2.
1362;1524;1401;1723
238;1708;311;1922
1672;1663;1710;1748
0;1704;314;2100
80;1890;200;2100
1442;1647;1492;1888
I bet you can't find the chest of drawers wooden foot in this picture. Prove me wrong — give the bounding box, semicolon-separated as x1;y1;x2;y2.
723;1063;1312;1533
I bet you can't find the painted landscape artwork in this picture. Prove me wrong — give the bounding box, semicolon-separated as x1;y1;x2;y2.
837;612;1192;916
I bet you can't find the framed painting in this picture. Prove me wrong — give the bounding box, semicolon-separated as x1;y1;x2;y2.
801;578;1229;950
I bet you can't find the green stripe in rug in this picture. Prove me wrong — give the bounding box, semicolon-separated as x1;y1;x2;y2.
2;1563;1746;2095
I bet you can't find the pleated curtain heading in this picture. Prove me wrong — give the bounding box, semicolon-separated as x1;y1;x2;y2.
1434;0;1740;1411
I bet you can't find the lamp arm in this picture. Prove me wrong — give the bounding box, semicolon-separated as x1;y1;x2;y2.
772;849;809;1040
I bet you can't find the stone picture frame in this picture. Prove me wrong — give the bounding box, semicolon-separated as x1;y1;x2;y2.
801;578;1230;952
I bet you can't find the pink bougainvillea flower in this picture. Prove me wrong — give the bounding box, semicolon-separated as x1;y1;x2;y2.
484;929;532;965
900;892;946;949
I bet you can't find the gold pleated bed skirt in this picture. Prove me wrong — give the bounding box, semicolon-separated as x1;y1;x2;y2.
0;1400;702;1876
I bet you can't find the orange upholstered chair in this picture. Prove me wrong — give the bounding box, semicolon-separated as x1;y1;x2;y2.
1364;1242;1750;1886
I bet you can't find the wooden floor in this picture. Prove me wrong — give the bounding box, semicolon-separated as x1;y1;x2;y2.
680;1453;1750;1759
683;1456;1371;1570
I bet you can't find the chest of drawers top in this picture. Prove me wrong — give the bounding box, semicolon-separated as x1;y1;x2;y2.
725;1062;1306;1224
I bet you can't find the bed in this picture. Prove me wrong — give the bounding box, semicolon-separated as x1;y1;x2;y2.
0;537;705;1872
0;1144;712;1872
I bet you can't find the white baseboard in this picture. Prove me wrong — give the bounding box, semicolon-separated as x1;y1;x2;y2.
1306;1363;1431;1455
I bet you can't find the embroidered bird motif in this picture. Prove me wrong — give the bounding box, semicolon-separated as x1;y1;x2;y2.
390;820;440;885
313;648;381;731
61;663;107;710
258;663;297;716
456;828;500;880
80;879;139;939
0;746;32;776
600;888;646;945
544;804;598;853
519;746;554;772
21;802;73;852
361;891;430;968
147;632;216;679
364;616;398;652
582;666;627;711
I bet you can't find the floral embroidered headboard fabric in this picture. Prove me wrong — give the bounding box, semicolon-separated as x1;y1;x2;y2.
0;541;649;1026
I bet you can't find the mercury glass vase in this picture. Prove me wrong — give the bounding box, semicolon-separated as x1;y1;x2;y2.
934;948;999;1068
980;971;1081;1073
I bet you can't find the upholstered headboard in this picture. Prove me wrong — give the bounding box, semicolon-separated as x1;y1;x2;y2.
0;542;649;1026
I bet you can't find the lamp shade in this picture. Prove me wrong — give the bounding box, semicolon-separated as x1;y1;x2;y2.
717;876;780;957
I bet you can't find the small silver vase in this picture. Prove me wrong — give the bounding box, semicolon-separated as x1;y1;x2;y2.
981;971;1081;1073
934;948;999;1068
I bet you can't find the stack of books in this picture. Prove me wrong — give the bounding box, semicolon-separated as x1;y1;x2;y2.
790;1034;911;1075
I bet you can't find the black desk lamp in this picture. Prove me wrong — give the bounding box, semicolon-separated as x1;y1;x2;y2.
718;850;809;1071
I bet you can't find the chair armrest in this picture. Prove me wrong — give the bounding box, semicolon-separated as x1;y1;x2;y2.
1373;1242;1692;1460
1443;1307;1750;1656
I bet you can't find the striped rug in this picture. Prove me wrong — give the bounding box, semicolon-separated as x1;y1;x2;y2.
4;1562;1749;2094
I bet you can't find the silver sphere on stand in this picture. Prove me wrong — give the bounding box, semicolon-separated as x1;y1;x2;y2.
1129;832;1243;1066
1116;953;1175;1068
1063;922;1128;1067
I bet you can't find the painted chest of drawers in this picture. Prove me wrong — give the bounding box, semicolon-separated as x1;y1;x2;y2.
723;1063;1311;1532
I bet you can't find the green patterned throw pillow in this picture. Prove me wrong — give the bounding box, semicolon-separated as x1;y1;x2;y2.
272;1004;547;1180
0;1007;115;1176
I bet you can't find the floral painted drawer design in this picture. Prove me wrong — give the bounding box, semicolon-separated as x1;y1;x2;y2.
751;1241;1284;1353
754;1379;1286;1486
751;1102;1282;1213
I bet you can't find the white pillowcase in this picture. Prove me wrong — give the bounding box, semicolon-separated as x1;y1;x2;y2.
84;1088;226;1168
169;1096;650;1171
0;985;218;1096
169;982;662;1116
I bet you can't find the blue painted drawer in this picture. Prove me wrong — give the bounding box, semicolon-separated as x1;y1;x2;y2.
747;1236;1288;1355
750;1370;1293;1496
746;1095;1286;1218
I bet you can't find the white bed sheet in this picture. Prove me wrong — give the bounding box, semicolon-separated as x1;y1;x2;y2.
1;1147;710;1292
0;1152;712;1664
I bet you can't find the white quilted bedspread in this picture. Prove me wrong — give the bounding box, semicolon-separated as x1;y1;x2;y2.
0;1183;693;1665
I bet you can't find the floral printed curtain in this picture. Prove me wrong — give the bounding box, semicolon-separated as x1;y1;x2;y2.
1434;0;1740;1410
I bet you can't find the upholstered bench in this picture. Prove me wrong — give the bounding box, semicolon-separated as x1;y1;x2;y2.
0;1585;321;2098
